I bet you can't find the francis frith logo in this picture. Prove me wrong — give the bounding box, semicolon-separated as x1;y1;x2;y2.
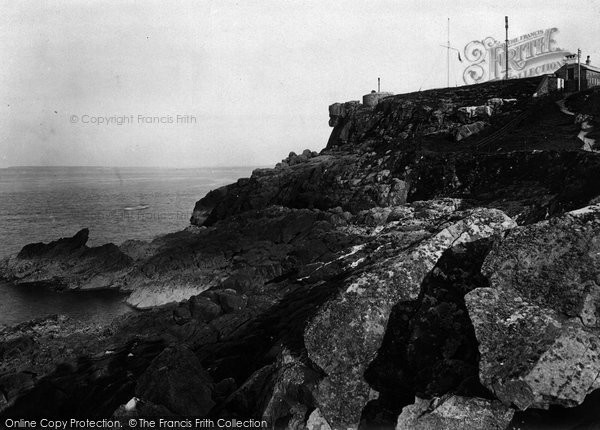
462;28;572;84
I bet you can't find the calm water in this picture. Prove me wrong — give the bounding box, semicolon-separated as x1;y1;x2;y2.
0;165;256;326
0;281;132;327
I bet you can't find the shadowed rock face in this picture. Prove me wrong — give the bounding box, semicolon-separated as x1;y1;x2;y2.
190;153;410;227
3;78;600;429
326;78;539;149
303;209;515;427
467;205;600;410
190;77;600;230
1;229;132;290
136;345;215;416
191;148;600;230
361;239;496;428
17;228;90;259
1;202;516;426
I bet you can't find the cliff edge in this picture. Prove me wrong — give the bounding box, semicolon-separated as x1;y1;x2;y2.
3;78;600;429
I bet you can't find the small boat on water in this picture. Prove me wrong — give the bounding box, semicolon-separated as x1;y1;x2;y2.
123;205;150;211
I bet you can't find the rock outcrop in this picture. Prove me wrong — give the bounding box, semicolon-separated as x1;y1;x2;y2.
135;345;215;415
326;78;538;148
466;204;600;410
396;396;514;430
304;207;515;427
0;229;132;290
3;77;600;429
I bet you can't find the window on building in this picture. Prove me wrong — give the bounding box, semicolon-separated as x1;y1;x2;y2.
568;69;574;80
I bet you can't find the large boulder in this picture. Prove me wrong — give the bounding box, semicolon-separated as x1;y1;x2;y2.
363;236;498;424
189;295;222;322
218;364;277;418
304;206;515;428
466;204;600;409
396;395;514;430
455;121;487;142
135;345;215;416
261;350;321;429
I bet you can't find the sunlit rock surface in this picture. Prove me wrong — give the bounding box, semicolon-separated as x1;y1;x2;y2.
467;204;600;409
304;207;515;427
3;78;600;428
396;395;514;430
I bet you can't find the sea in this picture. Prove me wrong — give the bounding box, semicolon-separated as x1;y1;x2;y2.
0;165;256;327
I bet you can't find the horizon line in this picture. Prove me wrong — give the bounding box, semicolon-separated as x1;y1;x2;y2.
0;164;272;170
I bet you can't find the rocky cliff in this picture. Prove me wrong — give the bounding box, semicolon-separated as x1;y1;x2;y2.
2;78;600;429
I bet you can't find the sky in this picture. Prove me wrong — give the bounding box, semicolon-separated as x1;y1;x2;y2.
1;0;599;168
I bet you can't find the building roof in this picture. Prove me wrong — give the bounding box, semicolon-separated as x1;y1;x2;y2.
560;62;600;73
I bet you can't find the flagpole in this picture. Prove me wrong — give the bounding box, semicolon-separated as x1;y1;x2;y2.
505;16;509;80
440;21;461;87
447;18;450;88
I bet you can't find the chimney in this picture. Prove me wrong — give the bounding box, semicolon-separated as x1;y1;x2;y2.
587;55;591;65
565;54;577;65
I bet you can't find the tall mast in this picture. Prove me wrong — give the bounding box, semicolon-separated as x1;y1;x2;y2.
578;48;581;91
505;16;509;80
447;18;450;87
440;19;460;87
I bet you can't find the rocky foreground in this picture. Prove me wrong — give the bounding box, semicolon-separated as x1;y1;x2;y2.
2;77;600;429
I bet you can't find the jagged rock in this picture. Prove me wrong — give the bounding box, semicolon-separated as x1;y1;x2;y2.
277;149;319;167
221;272;256;293
189;295;222;322
125;207;351;307
304;207;515;428
218;364;277;418
486;98;505;108
261;350;320;428
0;372;35;404
17;228;89;259
575;113;594;126
396;396;514;430
189;187;226;225
135;345;215;416
364;238;497;426
6;77;600;425
172;303;192;325
0;315;81;376
119;239;157;261
455;121;487;141
136;204;358;304
307;408;333;430
0;335;35;361
326;77;543;148
191;152;600;232
0;229;132;290
328;101;361;129
509;388;600;429
457;105;493;123
466;204;600;409
214;378;237;402
176;320;218;349
217;289;249;313
215;349;320;427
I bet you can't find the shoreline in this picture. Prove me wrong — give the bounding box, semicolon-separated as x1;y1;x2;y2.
2;79;600;427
